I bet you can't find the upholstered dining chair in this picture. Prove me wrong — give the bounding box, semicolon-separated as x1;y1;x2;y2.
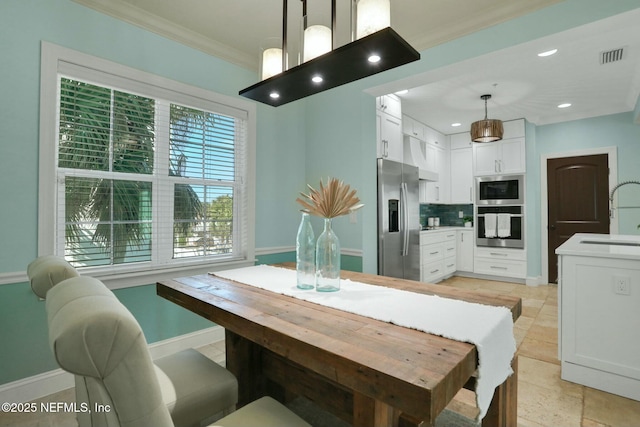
27;257;238;427
46;276;310;427
27;255;80;298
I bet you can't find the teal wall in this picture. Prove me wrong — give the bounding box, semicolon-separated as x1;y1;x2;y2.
0;281;213;385
1;0;640;386
523;112;640;278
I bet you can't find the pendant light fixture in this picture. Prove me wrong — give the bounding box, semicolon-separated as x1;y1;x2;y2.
240;0;420;107
471;94;504;143
301;0;331;63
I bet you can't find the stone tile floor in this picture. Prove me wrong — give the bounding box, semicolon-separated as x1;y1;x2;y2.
2;276;639;426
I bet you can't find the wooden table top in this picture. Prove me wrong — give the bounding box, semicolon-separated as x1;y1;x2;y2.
157;264;521;424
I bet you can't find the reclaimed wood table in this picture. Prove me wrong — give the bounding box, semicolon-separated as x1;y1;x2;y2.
157;264;521;427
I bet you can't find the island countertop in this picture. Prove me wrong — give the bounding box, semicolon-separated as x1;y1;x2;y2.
555;233;640;260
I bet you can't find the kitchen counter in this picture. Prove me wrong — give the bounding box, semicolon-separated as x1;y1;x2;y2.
555;233;640;260
421;225;473;233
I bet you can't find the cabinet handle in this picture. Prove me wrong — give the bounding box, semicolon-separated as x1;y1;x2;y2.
436;186;440;201
447;263;455;268
430;251;440;255
384;140;389;157
469;187;472;202
446;234;455;238
461;234;464;243
430;269;440;274
490;266;508;270
494;159;498;173
447;247;455;252
490;252;508;257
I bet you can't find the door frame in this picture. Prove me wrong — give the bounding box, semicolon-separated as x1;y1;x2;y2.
540;146;618;284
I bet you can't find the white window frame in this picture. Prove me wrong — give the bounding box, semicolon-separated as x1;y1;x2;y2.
39;42;256;288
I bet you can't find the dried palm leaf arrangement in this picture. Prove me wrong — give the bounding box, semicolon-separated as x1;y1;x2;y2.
296;177;364;218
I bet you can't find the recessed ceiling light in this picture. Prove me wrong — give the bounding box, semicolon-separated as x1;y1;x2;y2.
557;103;571;108
395;89;409;95
311;75;323;83
451;123;462;127
269;92;280;99
538;49;558;57
368;54;381;63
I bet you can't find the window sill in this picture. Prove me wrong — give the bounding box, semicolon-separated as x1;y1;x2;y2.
82;258;257;289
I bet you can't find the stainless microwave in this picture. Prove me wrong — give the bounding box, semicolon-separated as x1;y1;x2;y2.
476;175;524;205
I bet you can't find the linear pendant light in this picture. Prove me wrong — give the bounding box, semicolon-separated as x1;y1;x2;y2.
470;94;504;143
239;0;420;107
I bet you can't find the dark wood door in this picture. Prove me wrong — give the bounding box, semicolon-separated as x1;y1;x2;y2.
547;154;609;282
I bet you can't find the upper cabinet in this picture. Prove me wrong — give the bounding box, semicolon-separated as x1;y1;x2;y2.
473;119;526;176
376;95;403;162
402;114;426;141
377;94;402;119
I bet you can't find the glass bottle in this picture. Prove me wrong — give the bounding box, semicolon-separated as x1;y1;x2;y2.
315;218;340;292
296;212;315;290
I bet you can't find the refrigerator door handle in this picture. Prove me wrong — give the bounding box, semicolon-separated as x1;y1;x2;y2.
400;182;409;256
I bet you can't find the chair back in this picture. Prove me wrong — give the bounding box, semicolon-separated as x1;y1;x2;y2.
27;255;79;298
46;276;174;427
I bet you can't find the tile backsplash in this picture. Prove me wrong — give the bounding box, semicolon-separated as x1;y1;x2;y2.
420;204;473;227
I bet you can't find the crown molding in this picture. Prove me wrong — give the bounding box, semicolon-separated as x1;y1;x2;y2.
72;0;256;71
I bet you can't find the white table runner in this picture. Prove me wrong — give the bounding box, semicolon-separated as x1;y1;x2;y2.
212;264;516;420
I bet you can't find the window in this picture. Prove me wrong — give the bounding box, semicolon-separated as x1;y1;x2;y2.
39;43;255;281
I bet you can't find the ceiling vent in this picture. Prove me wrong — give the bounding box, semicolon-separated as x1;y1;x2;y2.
600;47;625;64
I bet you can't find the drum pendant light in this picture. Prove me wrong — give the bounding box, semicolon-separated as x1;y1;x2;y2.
471;94;504;143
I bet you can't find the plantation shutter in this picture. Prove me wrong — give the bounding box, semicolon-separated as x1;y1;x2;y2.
56;70;249;269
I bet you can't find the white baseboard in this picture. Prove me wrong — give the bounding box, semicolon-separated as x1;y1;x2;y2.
0;326;224;404
526;276;548;286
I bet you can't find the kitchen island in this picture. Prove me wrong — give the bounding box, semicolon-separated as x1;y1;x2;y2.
556;233;640;401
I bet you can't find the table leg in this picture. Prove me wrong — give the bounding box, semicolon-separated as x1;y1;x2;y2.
482;356;518;427
353;392;394;427
224;329;266;407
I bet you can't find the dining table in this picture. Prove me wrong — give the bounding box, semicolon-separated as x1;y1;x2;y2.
156;263;521;427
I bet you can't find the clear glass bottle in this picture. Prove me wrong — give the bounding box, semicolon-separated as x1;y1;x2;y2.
315;218;340;292
296;212;315;290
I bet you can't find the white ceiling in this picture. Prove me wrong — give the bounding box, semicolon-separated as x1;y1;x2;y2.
74;0;640;134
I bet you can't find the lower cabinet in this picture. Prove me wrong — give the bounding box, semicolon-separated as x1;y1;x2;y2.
456;229;474;272
473;247;526;279
420;230;457;283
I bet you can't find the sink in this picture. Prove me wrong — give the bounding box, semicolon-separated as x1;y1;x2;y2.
580;237;640;247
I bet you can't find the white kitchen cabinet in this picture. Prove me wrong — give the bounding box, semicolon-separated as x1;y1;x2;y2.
502;119;525;139
473;137;525;175
376;94;401;119
402;114;426;141
424;143;449;203
456;229;474;272
449;148;473;203
376;111;403;162
420;230;457;283
474;246;526;279
449;132;472;150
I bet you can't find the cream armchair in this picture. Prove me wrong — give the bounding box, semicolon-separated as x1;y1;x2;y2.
46;276;310;427
28;257;239;427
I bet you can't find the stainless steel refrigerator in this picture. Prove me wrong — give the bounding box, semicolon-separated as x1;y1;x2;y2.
377;159;421;281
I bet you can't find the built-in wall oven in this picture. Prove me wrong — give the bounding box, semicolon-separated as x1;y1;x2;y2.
476;175;524;205
476;205;524;248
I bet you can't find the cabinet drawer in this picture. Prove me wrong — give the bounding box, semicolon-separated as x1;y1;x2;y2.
474;258;526;278
421;230;456;245
443;256;456;275
422;260;444;283
443;241;456;256
421;242;444;264
475;247;526;261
